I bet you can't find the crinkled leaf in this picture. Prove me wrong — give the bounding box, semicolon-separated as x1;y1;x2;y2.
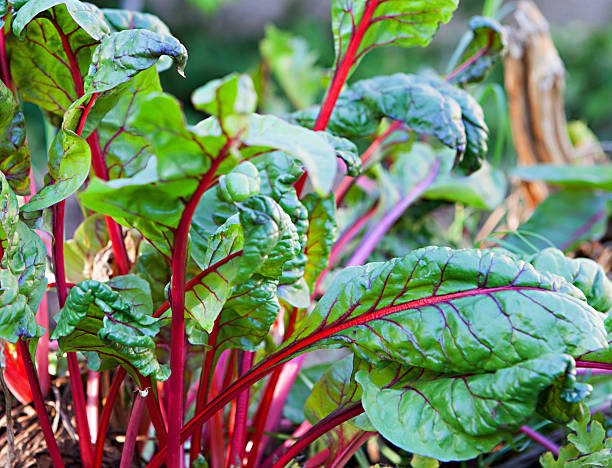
0;173;47;342
511;164;612;191
218;161;260;203
183;221;243;335
504;189;610;252
0;81;31;195
84;28;187;94
321;132;361;177
8;2;107;122
291;246;607;373
23;129;90;211
331;0;458;79
244;114;337;196
259;25;324;109
447;16;507;85
64;213;109;283
302;193;336;290
51;276;169;382
356;354;586;461
214;276;280;353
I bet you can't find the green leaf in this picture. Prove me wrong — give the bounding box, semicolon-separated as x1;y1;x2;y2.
411;455;440;468
244;114;337;196
22;129;91;211
259;26;325;109
0;173;47;342
191;73;257;120
134;242;170;310
293;247;607;373
510;164;612;191
504;189;610;252
218;161;260;203
447;16;507;85
64;213;109;283
356;354;585;461
8;1;108;122
302;193;336;290
84;28;187;94
331;0;458;79
214;276;280;353
0;81;31;196
321;132;361;177
51;276;169;383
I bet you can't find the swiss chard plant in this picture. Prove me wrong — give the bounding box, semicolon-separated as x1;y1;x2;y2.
0;1;611;468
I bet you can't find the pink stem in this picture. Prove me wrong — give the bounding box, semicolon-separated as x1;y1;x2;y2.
346;159;440;266
86;371;100;443
94;368;126;468
576;361;612;371
228;351;254;468
519;425;560;457
120;390;148;468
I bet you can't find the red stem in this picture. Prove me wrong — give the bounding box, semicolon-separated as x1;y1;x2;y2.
519;426;560;457
189;318;221;465
330;431;374;468
0;22;13;92
576;361;612;371
86;371;100;443
19;339;66;468
295;0;381;198
120;391;148;468
228;351;254;468
94;368;127;468
147;285;549;468
334;121;402;206
167;157;224;468
263;403;365;468
446;30;496;82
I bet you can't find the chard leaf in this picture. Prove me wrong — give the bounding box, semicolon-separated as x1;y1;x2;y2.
292;246;607;373
321;132;361;177
302;193;336;290
447;16;507;85
8;1;107;122
134;242;170;310
331;0;458;78
0;173;47;342
504;190;610;252
51;276;169;383
192;73;257;122
64;213;109;283
183;221;243;334
84;28;187;94
214;276;280;353
510;164;612;191
96;67;162;180
244;114;337;196
0;81;31;195
356;354;586;461
23;129;90;211
293;73;487;173
259;25;325;109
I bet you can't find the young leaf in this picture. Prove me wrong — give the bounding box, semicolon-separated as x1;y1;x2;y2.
192;73;257;121
134;242;171;310
356;354;585;461
64;213;109;283
259;26;325;109
22;129;91;211
51;276;169;383
331;0;458;78
0;81;31;195
511;164;612;191
447;16;507;85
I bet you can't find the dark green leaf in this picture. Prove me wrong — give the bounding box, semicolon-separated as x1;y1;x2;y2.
0;81;31;195
22;129;90;211
356;354;585;461
331;0;458;79
51;276;169;382
134;242;170;310
447;16;507;85
321;133;361;177
511;164;612;191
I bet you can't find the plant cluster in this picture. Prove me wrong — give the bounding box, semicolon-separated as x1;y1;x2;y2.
0;1;611;468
